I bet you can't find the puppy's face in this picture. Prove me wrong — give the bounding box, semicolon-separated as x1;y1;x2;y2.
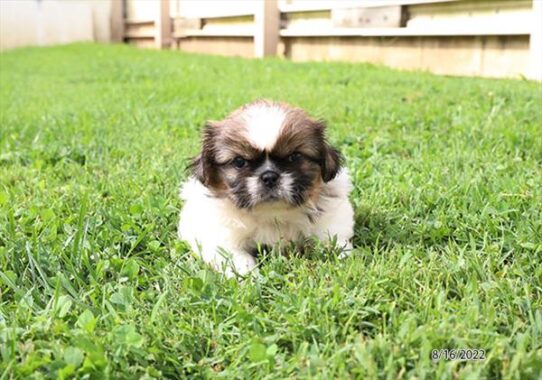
190;101;342;209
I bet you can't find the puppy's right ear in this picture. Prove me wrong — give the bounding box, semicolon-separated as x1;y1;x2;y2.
188;154;206;184
188;122;217;186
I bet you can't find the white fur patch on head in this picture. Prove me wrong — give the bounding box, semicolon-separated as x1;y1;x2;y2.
241;103;287;151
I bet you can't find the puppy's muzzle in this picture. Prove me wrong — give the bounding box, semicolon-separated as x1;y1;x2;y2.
260;170;279;189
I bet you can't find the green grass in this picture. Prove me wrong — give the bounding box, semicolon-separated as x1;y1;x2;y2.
1;43;541;379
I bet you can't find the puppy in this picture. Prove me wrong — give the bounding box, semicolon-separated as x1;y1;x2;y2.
178;100;354;276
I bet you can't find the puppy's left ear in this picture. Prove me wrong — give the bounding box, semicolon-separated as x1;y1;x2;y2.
314;119;342;182
321;142;342;182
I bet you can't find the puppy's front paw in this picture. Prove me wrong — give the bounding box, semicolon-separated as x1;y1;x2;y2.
203;247;258;278
338;240;353;259
227;252;258;277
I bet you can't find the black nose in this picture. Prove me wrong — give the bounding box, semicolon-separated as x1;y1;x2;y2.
260;171;279;188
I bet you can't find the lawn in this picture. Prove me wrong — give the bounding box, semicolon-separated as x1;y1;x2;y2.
0;43;541;379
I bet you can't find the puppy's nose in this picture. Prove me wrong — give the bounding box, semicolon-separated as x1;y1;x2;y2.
260;171;279;188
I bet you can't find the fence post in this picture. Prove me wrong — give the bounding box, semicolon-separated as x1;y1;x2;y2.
254;0;279;58
155;0;171;49
110;0;124;43
528;0;542;81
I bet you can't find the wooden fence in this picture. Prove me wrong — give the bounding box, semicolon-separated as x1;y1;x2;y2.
0;0;116;50
121;0;541;80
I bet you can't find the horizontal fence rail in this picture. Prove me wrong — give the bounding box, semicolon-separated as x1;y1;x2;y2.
120;0;541;80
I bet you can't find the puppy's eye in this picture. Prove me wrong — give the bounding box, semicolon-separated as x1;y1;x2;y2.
287;152;302;163
232;156;246;168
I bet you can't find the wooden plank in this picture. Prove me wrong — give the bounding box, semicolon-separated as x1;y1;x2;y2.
407;0;533;30
177;1;255;19
283;35;530;79
125;19;155;25
279;0;458;13
280;25;531;37
409;0;531;15
332;6;402;28
173;18;202;38
187;10;255;19
174;28;255;38
125;22;156;38
125;32;156;39
203;15;254;27
125;0;156;21
173;15;255;38
283;10;333;31
177;36;254;58
127;38;156;48
254;0;279;57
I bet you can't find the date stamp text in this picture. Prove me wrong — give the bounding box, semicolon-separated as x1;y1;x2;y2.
431;349;486;362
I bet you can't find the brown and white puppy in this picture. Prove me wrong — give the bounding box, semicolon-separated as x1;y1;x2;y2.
178;100;354;276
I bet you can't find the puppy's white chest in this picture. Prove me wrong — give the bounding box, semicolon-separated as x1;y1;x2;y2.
242;205;312;247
